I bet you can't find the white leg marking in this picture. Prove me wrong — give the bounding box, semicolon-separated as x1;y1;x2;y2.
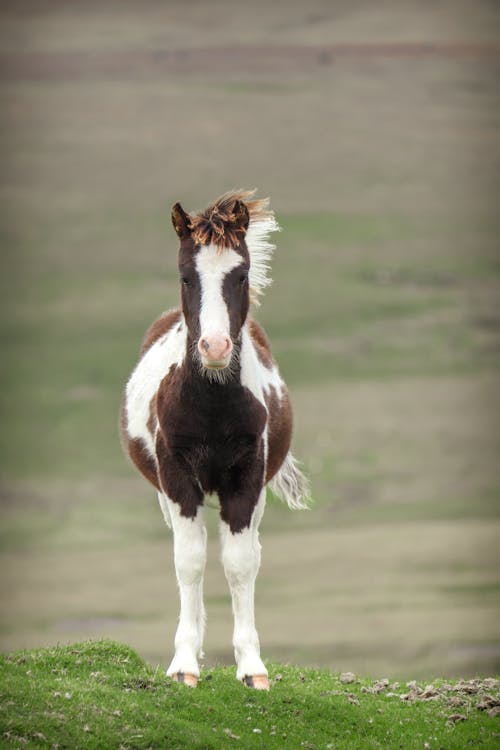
220;491;268;682
157;491;172;528
165;497;207;679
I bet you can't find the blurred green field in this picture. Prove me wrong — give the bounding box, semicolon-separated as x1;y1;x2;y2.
1;1;499;680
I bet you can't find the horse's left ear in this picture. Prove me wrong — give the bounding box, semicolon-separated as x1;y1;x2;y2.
232;200;250;233
171;202;192;239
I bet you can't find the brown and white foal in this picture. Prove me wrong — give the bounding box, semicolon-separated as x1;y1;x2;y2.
121;191;309;690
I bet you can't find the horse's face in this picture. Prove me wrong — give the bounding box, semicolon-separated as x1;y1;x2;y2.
172;200;251;373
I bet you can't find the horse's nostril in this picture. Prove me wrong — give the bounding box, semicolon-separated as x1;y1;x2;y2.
198;334;232;361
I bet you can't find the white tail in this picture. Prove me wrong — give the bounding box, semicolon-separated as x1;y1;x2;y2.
269;452;311;510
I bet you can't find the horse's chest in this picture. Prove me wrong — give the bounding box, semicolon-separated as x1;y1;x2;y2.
157;373;267;491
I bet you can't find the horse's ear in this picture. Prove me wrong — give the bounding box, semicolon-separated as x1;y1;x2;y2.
171;202;192;239
232;200;250;233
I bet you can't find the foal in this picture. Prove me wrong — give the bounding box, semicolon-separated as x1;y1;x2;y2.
121;190;309;690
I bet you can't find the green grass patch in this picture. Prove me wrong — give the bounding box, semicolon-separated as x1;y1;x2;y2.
0;641;498;749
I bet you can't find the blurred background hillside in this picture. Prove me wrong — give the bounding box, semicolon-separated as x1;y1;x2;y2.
1;0;499;679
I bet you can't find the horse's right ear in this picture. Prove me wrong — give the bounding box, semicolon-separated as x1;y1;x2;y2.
171;202;192;239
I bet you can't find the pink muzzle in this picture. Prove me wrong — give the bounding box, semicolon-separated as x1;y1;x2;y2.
198;333;233;368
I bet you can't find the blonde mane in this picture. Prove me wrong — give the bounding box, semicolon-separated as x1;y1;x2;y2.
190;189;280;302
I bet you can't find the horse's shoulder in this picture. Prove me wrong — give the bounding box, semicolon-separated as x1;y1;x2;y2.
247;318;274;369
140;309;182;355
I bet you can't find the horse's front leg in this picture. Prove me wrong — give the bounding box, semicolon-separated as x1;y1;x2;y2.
157;475;206;688
219;488;268;690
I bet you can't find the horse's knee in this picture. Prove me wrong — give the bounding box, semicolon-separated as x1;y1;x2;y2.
221;527;260;585
174;529;207;585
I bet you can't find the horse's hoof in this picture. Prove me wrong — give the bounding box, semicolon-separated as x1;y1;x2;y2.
242;674;270;691
171;672;198;688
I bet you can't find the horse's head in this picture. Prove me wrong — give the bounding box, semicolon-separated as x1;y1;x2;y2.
172;194;252;374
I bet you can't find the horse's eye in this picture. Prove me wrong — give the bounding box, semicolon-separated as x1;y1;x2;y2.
239;274;248;287
181;276;190;286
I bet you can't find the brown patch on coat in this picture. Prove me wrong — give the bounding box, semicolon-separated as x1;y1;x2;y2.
265;385;292;483
119;397;160;490
248;318;274;369
140;309;181;355
189;189;274;250
222;264;251;341
153;355;267;532
147;395;157;437
128;437;161;490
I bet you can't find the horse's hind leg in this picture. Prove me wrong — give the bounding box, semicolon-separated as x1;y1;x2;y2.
161;494;207;687
219;490;269;690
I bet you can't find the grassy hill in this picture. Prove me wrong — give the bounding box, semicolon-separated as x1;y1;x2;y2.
0;641;498;749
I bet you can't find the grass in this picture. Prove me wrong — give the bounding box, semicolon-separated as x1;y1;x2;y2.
1;640;498;750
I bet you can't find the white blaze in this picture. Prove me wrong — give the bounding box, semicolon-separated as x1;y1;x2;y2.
195;245;242;339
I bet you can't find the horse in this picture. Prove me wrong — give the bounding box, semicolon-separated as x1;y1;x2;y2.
120;190;309;690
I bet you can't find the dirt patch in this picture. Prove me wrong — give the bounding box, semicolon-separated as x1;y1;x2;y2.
362;676;500;720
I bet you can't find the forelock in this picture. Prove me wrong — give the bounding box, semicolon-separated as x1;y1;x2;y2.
187;190;280;302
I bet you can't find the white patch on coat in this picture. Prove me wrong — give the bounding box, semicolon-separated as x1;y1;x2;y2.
195;245;242;340
240;325;283;404
240;324;285;488
240;324;310;511
125;316;186;457
239;326;270;468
